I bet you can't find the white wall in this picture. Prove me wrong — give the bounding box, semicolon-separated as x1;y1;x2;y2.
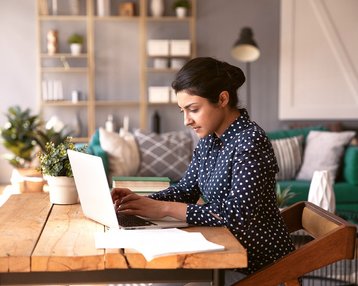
0;0;37;184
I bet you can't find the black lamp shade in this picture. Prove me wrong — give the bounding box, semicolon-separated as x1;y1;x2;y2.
231;27;260;62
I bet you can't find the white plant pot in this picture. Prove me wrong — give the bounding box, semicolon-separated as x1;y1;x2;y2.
70;43;82;55
175;7;187;18
46;176;79;205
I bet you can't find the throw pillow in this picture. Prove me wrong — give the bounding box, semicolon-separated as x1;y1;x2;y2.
134;130;193;181
296;131;356;181
99;128;141;179
271;136;303;180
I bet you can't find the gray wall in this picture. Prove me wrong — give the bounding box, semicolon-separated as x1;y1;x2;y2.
0;0;282;184
0;0;37;184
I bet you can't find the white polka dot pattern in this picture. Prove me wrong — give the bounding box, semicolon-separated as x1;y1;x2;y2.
149;109;295;274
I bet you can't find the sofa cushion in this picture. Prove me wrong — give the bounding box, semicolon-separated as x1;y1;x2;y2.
271;136;303;180
342;146;358;185
99;128;141;179
134;130;192;182
296;131;355;181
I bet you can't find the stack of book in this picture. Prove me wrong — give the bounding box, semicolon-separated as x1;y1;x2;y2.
112;176;170;196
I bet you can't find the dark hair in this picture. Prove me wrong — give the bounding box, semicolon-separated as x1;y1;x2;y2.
171;57;245;108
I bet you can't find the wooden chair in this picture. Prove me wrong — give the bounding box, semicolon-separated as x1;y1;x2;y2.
233;201;357;286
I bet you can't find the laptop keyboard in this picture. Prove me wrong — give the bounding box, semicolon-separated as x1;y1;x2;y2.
116;212;156;227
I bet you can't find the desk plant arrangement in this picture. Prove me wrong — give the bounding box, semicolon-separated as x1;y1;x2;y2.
172;0;191;18
38;137;87;204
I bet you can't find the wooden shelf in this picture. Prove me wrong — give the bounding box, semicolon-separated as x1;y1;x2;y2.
42;101;89;107
94;16;140;21
95;101;140;107
39;15;87;21
146;16;193;22
40;67;88;73
37;0;196;139
146;67;180;73
40;53;88;58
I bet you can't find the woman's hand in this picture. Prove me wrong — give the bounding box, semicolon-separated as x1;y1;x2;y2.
111;188;187;221
111;187;133;209
118;193;168;219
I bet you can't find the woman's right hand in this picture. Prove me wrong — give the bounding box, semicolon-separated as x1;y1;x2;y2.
111;188;133;210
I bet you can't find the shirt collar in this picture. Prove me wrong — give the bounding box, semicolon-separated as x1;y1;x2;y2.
209;108;251;145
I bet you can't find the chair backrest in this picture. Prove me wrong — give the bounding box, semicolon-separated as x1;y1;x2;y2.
234;201;356;286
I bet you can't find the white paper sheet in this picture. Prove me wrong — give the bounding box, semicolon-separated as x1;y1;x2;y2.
95;228;225;261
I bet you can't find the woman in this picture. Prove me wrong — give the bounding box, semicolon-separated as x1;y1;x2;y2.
112;57;295;283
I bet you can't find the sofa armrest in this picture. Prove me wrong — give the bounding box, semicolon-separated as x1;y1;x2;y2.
343;146;358;185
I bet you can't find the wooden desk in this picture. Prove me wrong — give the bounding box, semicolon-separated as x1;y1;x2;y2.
0;193;247;285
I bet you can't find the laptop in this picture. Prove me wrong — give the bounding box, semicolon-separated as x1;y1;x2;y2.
68;150;188;230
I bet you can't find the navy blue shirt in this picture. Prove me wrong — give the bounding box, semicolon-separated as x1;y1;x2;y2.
149;109;295;274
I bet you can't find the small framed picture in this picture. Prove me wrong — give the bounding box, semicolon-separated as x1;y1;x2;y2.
119;2;135;17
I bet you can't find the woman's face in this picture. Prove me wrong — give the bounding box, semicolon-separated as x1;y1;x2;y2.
177;91;227;138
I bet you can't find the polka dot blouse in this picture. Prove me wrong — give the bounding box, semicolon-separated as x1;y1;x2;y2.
149;109;295;274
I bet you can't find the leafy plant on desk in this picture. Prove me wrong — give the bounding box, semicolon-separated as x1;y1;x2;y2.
276;184;296;209
37;137;87;177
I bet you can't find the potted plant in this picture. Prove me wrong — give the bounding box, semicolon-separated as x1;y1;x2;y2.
0;106;71;192
38;137;87;204
172;0;190;18
276;184;296;209
67;33;84;55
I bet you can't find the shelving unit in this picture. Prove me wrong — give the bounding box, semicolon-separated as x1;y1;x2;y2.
36;0;196;142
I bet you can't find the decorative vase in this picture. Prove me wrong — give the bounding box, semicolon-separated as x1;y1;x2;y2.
97;0;110;16
175;7;187;18
70;43;82;55
150;0;164;17
46;176;79;205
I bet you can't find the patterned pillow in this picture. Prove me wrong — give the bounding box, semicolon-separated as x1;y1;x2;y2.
271;136;303;180
296;131;355;181
133;130;193;181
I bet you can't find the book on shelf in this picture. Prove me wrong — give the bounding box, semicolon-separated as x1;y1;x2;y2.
112;176;170;195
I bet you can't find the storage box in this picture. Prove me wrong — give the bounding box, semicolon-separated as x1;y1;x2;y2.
148;86;170;103
170;40;191;56
153;58;168;69
147;40;170;56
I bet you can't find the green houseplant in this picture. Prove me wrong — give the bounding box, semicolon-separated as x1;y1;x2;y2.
172;0;190;18
0;106;42;168
0;106;71;193
38;137;87;204
0;106;70;169
276;184;296;209
68;33;84;55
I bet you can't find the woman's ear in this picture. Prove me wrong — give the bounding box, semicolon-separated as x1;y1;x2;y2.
218;91;230;107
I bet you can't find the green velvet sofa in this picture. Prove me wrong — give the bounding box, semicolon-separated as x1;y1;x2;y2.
267;126;358;222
